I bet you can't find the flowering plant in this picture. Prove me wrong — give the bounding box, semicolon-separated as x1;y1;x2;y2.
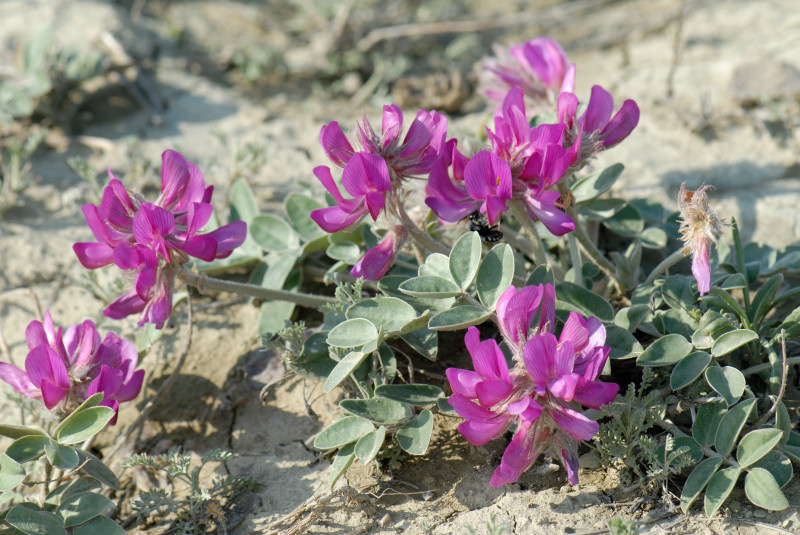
2;31;800;534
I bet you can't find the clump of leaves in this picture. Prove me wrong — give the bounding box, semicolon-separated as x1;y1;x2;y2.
0;128;47;213
593;368;668;487
122;448;257;535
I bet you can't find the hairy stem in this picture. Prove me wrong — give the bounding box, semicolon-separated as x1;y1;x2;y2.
566;231;583;287
178;268;338;308
564;205;624;288
508;199;547;267
644;249;688;285
393;198;449;255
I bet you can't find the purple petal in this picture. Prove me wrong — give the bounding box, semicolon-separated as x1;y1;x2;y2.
548;372;579;401
0;362;39;397
342;152;391;197
692;238;711;296
114;368;145;402
100;179;136;233
475;379;513;407
310;205;366;233
550;405;599;441
112;242;142;271
40;380;68;409
104;291;146;320
489;420;543;487
560;312;589;349
464;327;510;382
446;368;481;399
25;345;69;391
600;99;640;148
81;204;118;245
522;334;551;386
179;234;217;261
206;220;247;258
560;446;580;486
581;85;614;134
185;202;214;235
524;190;575;236
25;319;48;350
381;104;403;149
320;122;355;168
458;418;509;446
87;365;124;400
557;92;579;126
448;393;498;422
159;150;191;209
73;242;114;269
71;320;97;370
573;378;619;410
313;166;348;206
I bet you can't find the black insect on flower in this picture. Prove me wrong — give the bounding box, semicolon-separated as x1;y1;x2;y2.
468;210;503;243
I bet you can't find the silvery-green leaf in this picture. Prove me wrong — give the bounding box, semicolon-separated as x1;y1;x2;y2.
744;468;788;511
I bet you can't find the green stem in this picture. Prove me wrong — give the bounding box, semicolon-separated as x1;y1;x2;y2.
644;249;688;285
393;198;449;255
565;205;623;288
509;199;547;267
178;268;338;308
566;231;583;287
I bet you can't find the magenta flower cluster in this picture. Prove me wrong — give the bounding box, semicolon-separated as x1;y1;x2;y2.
308;37;639;279
0;311;144;423
447;283;619;487
312;105;447;279
73;150;247;328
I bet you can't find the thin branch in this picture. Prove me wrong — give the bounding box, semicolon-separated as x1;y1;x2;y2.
253;485;360;535
644;249;687;285
177;268;338;308
508;200;547;267
355;0;612;52
745;330;788;433
105;291;194;461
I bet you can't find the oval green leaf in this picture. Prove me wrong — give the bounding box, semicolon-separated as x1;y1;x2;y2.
605;325;644;360
0;453;26;491
655;435;703;463
437;397;456;415
7;435;50;463
705;366;745;406
704;466;741;517
693;401;727;447
0;424;47;440
396;409;434;455
418;253;452;279
329;442;356;488
636;333;692;367
324;350;370;393
340;397;413;425
614;305;649;332
715;398;756;457
449;232;482;290
572;163;624;203
326;240;362;263
399;276;462;298
640;227;668;249
228;178;258;223
354;426;386;465
44;444;80;471
327;318;378;348
556;282;614;323
476;244;514;309
285;193;326;242
76;450;120;490
736;428;784;468
691;317;735;349
744;468;789;511
751;451;793;488
602;203;644;237
671;351;711;390
346;297;417;333
6;506;67;535
314;416;374;450
680;457;723;513
72;515;126;535
250;214;299;252
375;384;444;406
58;491;115;528
711;329;759;358
429;306;492;331
55;407;115;445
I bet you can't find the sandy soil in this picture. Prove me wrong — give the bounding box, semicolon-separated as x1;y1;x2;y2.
1;0;800;533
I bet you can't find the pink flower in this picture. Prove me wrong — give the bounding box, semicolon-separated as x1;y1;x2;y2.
320;104;448;181
350;225;408;280
677;183;729;296
0;311;144;423
558;85;640;171
463;151;512;226
424;140;478;223
447;283;619;487
310;152;392;233
73;150;247;328
480;37;576;116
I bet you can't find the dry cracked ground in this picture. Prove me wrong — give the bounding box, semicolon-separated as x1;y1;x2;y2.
1;0;800;533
